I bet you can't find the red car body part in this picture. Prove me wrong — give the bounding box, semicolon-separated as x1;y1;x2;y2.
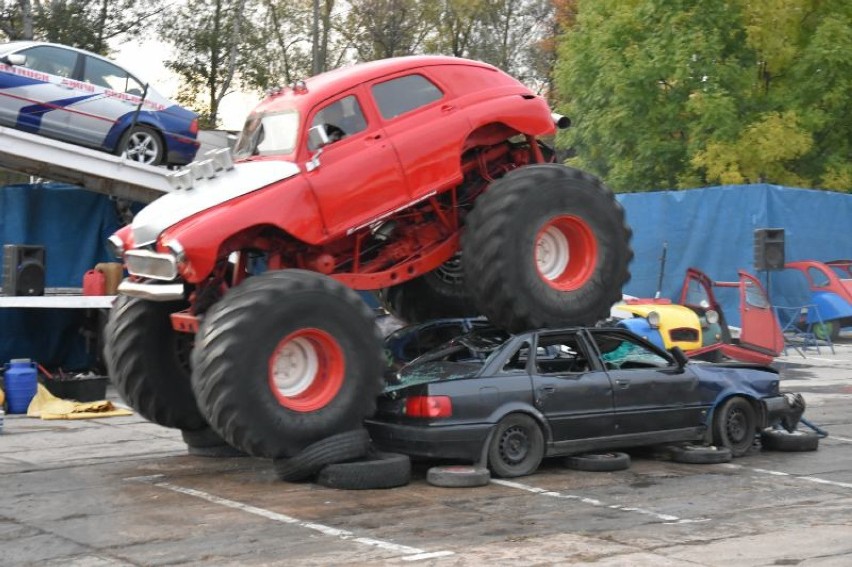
783;260;852;337
118;56;556;294
679;268;784;364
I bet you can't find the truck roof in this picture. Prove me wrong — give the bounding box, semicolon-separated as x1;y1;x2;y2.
255;55;504;113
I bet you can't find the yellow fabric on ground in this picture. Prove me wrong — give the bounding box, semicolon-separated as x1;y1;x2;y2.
27;384;132;420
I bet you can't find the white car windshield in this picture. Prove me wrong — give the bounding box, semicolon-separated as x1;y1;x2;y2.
233;110;299;158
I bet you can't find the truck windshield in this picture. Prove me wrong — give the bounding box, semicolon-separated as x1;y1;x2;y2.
233;109;299;158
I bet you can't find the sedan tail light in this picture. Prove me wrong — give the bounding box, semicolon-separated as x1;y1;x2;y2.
189;118;199;136
404;396;452;418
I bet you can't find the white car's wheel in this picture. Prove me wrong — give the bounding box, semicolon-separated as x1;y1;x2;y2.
120;125;164;165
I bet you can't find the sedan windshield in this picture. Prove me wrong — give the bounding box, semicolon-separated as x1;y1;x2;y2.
233;109;299;158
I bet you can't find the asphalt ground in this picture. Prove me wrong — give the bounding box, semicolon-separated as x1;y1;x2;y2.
2;336;851;566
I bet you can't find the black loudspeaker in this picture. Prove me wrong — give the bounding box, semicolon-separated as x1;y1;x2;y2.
2;244;46;296
754;228;785;271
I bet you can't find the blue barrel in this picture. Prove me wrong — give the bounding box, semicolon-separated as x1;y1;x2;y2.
4;358;37;414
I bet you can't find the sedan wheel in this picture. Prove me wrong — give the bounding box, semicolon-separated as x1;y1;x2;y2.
120;125;164;165
487;413;544;478
712;396;758;457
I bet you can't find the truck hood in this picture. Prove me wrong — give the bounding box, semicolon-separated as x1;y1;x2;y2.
131;160;300;247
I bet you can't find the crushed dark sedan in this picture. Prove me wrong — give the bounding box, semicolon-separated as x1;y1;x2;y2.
365;326;807;478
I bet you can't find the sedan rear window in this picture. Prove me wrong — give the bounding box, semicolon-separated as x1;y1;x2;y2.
84;56;144;95
371;74;443;120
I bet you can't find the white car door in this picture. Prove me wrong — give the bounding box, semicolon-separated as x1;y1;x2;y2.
68;54;148;147
1;45;82;139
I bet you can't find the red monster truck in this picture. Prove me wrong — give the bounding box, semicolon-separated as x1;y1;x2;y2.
104;56;632;462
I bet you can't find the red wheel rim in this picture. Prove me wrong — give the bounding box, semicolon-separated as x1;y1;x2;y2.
268;328;345;412
534;215;598;291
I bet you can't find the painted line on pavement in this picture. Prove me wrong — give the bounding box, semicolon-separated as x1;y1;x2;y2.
724;464;852;490
491;478;709;525
823;435;852;444
123;476;453;562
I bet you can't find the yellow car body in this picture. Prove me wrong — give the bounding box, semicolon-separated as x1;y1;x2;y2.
616;303;703;351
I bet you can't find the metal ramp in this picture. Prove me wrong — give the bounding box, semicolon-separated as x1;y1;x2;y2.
0;125;174;203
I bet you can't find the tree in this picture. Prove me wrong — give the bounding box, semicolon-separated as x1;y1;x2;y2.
341;0;439;61
555;0;852;192
159;0;253;128
0;0;164;54
472;0;553;86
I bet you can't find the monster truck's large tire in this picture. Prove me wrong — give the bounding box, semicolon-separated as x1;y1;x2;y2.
104;296;206;431
378;254;478;323
462;164;632;332
191;270;384;459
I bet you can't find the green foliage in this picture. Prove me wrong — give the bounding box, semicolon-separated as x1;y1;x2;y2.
555;0;852;192
159;0;254;128
0;0;164;55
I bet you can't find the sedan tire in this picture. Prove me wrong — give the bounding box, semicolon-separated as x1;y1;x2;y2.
119;125;164;165
712;396;758;457
487;414;545;478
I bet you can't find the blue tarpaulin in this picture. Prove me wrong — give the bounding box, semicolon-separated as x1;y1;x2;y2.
1;182;850;368
617;184;852;326
1;183;124;370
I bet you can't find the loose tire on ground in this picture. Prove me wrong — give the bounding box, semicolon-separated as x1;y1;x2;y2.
316;451;411;490
712;396;758;457
426;465;491;488
378;255;478;323
564;452;631;472
668;444;732;464
487;413;545;478
182;427;247;458
119;125;164;166
462;164;632;332
273;429;371;482
761;429;820;452
181;427;231;448
191;270;384;459
105;296;206;432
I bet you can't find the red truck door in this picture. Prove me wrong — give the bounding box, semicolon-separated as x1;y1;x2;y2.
368;71;468;199
304;90;409;237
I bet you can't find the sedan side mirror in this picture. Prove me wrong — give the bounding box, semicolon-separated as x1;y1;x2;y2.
669;346;689;368
1;53;26;66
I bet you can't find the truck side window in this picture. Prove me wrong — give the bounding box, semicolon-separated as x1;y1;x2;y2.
371;74;443;120
309;95;367;150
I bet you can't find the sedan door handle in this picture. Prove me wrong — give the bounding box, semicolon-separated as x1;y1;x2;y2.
441;104;455;113
615;379;630;388
539;386;556;394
